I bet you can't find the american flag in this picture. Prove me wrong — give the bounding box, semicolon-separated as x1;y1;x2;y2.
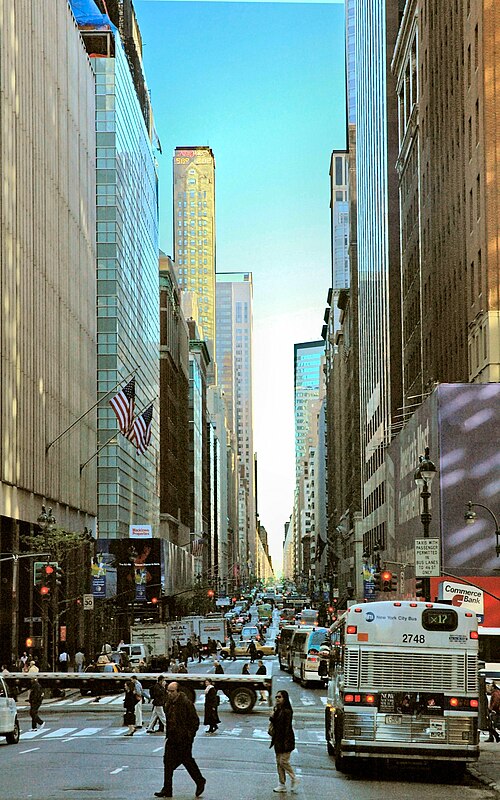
127;404;153;455
109;378;135;434
191;538;204;556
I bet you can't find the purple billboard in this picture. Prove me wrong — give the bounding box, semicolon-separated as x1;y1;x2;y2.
386;383;500;577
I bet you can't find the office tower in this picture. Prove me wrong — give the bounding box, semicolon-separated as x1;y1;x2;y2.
173;147;216;360
78;4;160;538
0;0;97;663
216;273;255;578
294;341;324;477
329;151;350;335
354;1;402;555
159;254;190;543
393;0;500;402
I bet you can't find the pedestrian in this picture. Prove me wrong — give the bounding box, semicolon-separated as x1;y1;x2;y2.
229;635;236;661
268;689;298;793
241;662;250;675
19;652;29;671
58;650;69;672
154;681;206;799
247;639;257;663
256;659;267;703
147;675;167;733
28;660;39;673
123;679;138;736
203;678;220;733
29;678;45;730
74;649;85;672
213;660;224;675
131;674;144;728
487;681;500;742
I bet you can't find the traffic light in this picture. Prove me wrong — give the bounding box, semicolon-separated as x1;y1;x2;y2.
34;562;54;598
381;570;393;592
373;571;381;591
207;589;214;599
54;563;63;588
415;577;426;598
391;573;398;592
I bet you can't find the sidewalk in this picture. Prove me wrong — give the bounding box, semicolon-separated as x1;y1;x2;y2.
469;737;500;795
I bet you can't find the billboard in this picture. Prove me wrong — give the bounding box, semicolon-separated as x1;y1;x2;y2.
386;383;500;578
96;539;161;603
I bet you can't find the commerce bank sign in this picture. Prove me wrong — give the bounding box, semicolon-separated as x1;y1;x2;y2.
438;580;484;614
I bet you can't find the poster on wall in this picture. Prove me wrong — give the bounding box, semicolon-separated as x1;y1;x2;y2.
96;539;161;603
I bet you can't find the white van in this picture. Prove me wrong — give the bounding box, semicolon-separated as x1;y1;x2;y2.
0;675;20;744
118;643;149;667
290;627;329;686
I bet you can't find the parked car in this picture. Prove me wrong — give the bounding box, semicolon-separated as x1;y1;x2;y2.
0;675;20;744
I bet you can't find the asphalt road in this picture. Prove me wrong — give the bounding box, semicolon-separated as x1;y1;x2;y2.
2;655;495;800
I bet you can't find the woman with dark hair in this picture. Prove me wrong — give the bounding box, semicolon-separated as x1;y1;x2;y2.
123;679;139;736
203;678;220;733
268;689;298;793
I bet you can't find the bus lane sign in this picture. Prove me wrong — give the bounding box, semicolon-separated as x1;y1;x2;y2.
415;538;440;577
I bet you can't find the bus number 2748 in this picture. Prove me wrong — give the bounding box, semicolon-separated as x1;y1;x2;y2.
402;633;426;643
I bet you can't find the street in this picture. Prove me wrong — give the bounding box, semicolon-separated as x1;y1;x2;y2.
1;652;496;800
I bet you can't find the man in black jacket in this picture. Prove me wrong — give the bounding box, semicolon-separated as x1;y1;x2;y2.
154;681;206;798
28;678;44;730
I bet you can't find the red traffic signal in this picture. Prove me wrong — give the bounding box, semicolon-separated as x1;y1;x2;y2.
43;564;54;576
207;589;215;598
151;597;159;604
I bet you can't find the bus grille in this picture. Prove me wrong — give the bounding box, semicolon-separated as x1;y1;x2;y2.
358;651;467;692
467;654;478;692
344;711;477;744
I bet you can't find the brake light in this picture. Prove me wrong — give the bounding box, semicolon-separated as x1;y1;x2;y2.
470;631;478;639
449;697;459;707
366;694;375;704
344;693;354;703
470;699;479;708
346;625;357;634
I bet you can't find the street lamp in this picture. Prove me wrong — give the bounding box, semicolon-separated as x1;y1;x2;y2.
414;447;437;601
37;505;56;539
464;501;500;557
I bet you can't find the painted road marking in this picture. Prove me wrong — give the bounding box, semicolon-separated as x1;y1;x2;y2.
43;727;78;738
110;766;129;774
19;747;40;754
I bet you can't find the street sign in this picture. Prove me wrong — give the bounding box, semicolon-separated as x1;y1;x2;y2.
24;617;42;623
415;538;441;576
83;593;94;610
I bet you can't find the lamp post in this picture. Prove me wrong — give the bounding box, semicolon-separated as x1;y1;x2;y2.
464;501;500;557
414;447;437;601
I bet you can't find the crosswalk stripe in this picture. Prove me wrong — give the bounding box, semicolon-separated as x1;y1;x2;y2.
44;728;78;738
70;727;102;737
21;729;49;739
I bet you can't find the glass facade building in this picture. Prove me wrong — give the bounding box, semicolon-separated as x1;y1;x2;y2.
216;273;255;572
93;43;160;538
354;0;401;550
294;341;324;477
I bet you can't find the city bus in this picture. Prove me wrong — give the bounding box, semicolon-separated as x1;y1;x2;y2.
290;626;329;685
325;601;479;773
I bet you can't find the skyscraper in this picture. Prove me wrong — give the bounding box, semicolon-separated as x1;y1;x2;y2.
293;341;325;477
354;0;402;555
78;4;160;538
393;0;500;400
330;151;350;336
173;147;216;360
216;273;255;578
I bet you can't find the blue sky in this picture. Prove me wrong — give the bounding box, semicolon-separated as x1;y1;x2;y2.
135;1;346;571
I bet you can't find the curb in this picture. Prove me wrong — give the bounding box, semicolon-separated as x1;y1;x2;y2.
468;764;500;796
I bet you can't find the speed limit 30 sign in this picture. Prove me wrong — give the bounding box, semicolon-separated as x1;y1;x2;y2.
83;594;94;610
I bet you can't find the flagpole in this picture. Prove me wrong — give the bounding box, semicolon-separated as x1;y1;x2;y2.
79;433;118;473
46;372;135;454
